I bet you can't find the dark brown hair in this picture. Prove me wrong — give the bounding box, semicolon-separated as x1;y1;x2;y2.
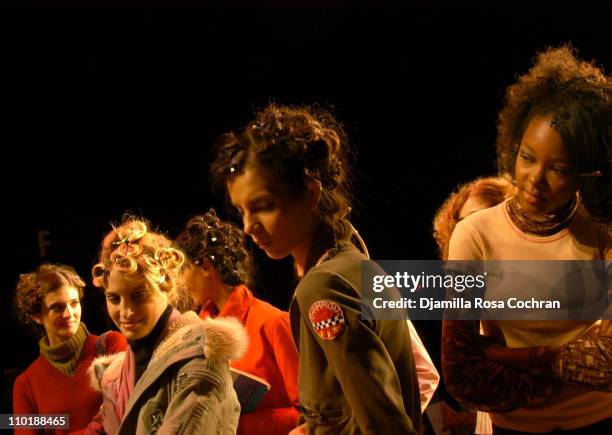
15;263;85;328
211;103;354;239
496;45;611;222
175;208;256;289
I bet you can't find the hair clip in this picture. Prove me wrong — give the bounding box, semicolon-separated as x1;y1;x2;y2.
341;206;352;219
304;168;319;181
251;121;266;131
112;236;129;247
548;118;570;128
579;160;611;177
548;119;568;128
111;238;139;258
579;170;602;177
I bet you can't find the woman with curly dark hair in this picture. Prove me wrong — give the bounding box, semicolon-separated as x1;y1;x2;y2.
175;208;300;435
442;46;611;434
210;103;421;434
12;264;127;435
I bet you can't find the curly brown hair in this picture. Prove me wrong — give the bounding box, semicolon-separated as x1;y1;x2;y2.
91;217;191;311
15;263;86;329
496;45;611;222
210;103;354;239
175;208;256;289
433;176;515;260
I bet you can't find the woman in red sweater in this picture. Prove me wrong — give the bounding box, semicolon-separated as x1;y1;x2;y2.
176;208;300;435
12;264;127;435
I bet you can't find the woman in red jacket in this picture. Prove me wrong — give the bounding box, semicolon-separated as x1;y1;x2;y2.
12;263;127;435
176;208;300;435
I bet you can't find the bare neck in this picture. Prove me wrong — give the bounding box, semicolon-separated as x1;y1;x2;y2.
293;220;335;278
208;277;234;313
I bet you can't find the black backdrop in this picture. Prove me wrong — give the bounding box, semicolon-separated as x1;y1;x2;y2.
1;0;611;414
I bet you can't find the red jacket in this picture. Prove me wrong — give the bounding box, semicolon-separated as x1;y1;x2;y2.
13;331;127;435
200;285;300;435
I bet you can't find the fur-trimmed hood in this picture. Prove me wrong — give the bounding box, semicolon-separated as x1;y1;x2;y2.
202;315;248;361
88;351;125;393
154;311;248;362
88;311;248;392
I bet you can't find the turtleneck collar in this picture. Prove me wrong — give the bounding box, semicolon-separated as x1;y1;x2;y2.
128;303;173;384
39;322;89;376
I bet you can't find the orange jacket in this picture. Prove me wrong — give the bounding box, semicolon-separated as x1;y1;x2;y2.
200;285;300;435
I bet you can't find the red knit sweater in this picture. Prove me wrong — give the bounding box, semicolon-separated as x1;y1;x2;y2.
13;332;127;435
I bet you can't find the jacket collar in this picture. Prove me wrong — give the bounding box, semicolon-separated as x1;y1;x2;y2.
119;311;204;431
118;312;248;432
199;285;253;324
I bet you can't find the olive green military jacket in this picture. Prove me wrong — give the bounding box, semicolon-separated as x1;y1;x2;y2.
290;241;421;435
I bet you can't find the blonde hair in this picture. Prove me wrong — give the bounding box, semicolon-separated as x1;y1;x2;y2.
92;217;188;309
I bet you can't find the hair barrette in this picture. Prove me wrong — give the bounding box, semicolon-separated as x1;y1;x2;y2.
112;235;130;247
579;170;602;177
548;119;568;128
579;160;611;177
112;236;139;257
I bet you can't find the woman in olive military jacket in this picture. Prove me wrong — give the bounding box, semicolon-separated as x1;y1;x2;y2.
211;103;422;435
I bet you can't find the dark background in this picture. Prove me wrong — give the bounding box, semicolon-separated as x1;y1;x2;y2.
1;0;611;415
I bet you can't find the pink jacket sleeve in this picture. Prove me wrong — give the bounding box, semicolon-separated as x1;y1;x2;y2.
407;320;440;413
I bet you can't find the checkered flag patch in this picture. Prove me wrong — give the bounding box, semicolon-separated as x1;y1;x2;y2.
308;299;346;340
313;315;345;331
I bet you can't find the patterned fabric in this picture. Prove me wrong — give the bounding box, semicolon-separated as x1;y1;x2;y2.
309;300;346;341
442;319;561;413
553;335;612;390
313;315;345;331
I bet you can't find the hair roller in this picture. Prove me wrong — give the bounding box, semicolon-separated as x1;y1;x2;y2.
116;220;148;242
91;263;106;288
155;247;185;271
114;255;137;273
